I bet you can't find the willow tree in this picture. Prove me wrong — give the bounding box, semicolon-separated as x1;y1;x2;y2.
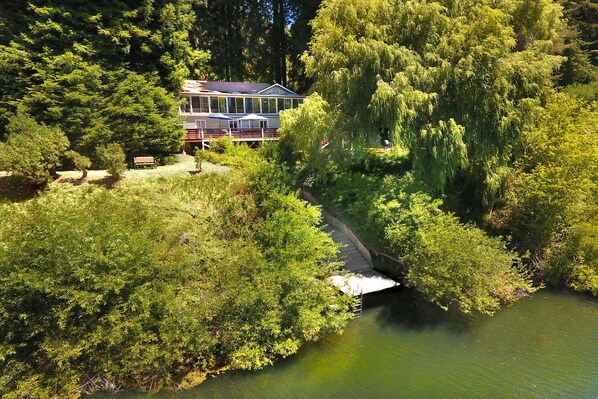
304;0;562;201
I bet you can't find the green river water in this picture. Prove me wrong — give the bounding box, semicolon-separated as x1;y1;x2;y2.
98;289;597;399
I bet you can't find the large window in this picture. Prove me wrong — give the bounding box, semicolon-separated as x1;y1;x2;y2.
261;98;269;114
245;98;253;113
228;97;244;114
210;97;219;113
253;98;261;113
278;98;292;111
210;97;227;113
181;97;191;113
269;98;277;113
191;96;209;113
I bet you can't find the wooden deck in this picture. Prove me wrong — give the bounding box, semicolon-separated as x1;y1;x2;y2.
185;128;280;143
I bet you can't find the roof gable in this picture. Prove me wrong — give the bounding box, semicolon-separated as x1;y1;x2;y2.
258;83;298;96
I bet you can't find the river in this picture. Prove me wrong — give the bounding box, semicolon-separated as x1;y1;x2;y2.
97;288;597;399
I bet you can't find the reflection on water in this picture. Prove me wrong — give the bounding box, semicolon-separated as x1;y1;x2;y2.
95;288;597;399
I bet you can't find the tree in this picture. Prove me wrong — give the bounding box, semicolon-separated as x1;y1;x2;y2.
491;93;597;293
194;147;207;172
96;143;126;178
66;150;91;179
304;0;562;203
20;52;110;154
0;111;69;186
103;72;185;158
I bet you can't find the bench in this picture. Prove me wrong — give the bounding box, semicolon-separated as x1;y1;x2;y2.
133;156;157;169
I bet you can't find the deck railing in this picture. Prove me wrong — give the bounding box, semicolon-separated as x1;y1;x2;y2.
185;128;279;141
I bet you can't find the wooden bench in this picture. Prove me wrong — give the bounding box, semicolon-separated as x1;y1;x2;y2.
133;156;157;169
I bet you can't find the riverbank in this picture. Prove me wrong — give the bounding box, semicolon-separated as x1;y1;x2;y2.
94;288;597;399
0;161;352;398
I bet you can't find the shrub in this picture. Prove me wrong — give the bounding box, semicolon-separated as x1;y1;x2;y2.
0;173;351;397
65;150;91;179
194;147;207;172
96;143;126;178
210;136;232;154
0;111;69;186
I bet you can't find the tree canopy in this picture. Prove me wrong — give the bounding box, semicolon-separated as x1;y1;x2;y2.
304;0;563;201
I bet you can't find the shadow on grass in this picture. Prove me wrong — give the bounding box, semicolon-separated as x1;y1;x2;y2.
88;175;121;189
0;175;40;202
58;177;87;186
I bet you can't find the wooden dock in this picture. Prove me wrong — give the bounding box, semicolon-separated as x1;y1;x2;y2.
327;227;399;296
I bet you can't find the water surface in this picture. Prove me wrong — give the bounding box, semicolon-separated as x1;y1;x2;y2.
100;289;597;399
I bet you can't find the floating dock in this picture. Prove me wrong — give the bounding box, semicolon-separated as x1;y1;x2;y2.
327;227;399;296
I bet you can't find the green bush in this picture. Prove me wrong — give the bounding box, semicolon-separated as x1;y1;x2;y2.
0;111;69;186
65;150;91;179
96;143;126;178
317;172;536;315
194;147;207;172
210;137;233;154
0;171;351;397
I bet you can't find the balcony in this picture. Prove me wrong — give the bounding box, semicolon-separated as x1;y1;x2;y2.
185;128;280;142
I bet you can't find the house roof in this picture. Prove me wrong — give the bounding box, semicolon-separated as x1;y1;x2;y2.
182;80;299;96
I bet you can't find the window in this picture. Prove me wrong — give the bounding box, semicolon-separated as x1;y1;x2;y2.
181;97;191;113
240;120;251;129
292;99;299;109
219;97;228;113
253;98;261;113
269;98;277;114
200;97;209;112
278;98;285;112
245;98;254;113
228;120;238;129
191;96;200;113
228;97;244;113
261;98;269;114
259;120;268;129
195;120;206;129
210;97;219;113
285;98;291;110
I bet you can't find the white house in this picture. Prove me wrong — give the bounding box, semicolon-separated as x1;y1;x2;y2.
179;80;304;150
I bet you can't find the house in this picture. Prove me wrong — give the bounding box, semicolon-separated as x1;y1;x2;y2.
179;80;304;151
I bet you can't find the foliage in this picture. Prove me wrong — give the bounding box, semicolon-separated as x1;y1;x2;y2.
194;147;207;172
191;0;321;90
96;143;126;178
380;187;534;315
489;93;597;293
562;80;598;101
0;111;69;186
279;94;339;177
0;168;350;397
210;136;233;154
316;170;536;315
103;72;185;157
65;150;91;179
0;1;209;92
20;53;184;158
304;0;562;201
